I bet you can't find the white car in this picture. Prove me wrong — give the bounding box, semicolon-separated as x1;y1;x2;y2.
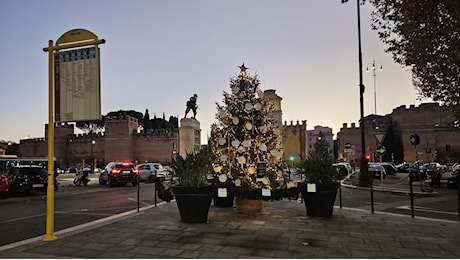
137;163;171;182
333;162;352;174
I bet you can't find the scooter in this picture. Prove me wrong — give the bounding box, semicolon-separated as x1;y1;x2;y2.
73;168;91;186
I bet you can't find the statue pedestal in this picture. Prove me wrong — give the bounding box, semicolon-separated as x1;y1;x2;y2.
179;118;201;157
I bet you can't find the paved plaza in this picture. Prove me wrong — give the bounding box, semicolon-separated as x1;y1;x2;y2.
0;196;458;259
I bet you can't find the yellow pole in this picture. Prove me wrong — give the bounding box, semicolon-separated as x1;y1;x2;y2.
43;39;56;241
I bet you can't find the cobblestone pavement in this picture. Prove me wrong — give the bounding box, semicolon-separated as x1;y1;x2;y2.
0;197;459;259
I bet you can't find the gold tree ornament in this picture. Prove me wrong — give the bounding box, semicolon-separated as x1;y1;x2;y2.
242;139;252;148
245;103;253;111
259;125;267;133
213;165;223;173
237;156;246;165
218;138;226;146
218;109;226;119
259;143;267;152
257;90;264;98
218;174;228;182
245;122;253;130
234;178;242;187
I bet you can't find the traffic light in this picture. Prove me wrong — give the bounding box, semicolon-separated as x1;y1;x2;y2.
289;155;295;161
365;154;371;162
172;149;177;156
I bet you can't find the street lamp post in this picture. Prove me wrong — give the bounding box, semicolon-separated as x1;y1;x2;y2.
366;59;383;115
355;0;370;187
90;139;95;170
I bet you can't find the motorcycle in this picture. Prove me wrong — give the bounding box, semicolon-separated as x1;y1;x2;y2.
73;168;91;186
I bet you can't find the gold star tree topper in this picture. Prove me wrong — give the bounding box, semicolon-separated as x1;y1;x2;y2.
238;63;249;75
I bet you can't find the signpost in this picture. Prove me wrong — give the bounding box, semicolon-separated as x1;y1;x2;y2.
42;29;105;242
374;133;386;144
376;145;386;157
409;133;422;192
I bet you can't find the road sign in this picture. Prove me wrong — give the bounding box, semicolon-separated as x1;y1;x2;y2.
344;142;352;149
374;133;386;144
376;145;386;156
409;134;420;146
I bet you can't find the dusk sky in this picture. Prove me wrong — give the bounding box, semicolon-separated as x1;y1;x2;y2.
0;0;430;145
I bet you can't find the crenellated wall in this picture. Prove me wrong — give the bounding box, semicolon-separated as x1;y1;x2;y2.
18;116;179;168
338;103;460;164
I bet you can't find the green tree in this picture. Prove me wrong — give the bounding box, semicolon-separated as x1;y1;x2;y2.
312;133;330;157
381;122;403;164
143;109;152;131
343;0;460;118
371;0;459;118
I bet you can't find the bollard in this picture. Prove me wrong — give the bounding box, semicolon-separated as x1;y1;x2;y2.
137;174;140;212
370;178;374;214
339;184;342;208
154;181;157;207
409;173;414;218
457;175;459;223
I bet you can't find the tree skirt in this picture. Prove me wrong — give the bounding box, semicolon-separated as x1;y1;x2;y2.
234;197;263;215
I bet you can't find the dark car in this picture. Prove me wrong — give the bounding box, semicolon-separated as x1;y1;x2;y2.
8;165;56;195
102;162;138;187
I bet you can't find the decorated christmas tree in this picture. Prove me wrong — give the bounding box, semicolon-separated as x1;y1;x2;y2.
209;64;284;200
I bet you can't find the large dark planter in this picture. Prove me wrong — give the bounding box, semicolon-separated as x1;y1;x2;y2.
300;182;340;217
172;185;213;223
213;187;234;207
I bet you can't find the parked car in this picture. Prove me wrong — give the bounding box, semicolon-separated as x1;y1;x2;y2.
396;162;412;172
446;174;458;189
377;162;397;175
368;163;386;179
99;162;117;185
8;165;57;195
0;173;9;198
332;163;349;176
442;164;459;189
137;163;171;182
99;162;138;187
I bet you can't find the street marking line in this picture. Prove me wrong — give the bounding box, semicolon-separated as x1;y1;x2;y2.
0;201;170;253
396;205;459;216
127;197;151;206
338;206;459;224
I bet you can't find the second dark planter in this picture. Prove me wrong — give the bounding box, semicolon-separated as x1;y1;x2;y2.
172;185;213;223
213;187;234;207
300;182;339;217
